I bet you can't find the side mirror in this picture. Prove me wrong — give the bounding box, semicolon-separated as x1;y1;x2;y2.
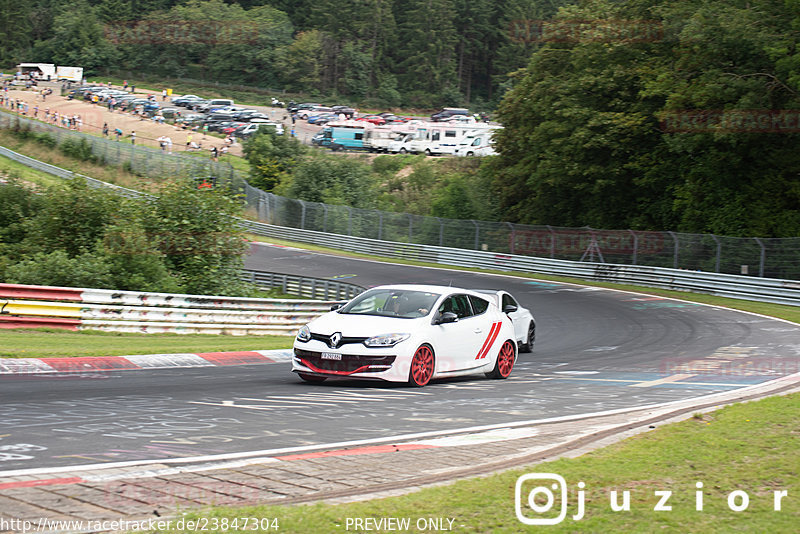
503;304;518;314
330;303;343;311
436;311;458;325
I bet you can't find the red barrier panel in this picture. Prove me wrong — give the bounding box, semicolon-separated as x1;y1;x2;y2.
0;316;81;330
0;283;84;302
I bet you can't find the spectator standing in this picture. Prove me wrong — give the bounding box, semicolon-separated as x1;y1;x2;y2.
129;130;136;144
102;123;109;137
210;146;218;161
162;89;167;101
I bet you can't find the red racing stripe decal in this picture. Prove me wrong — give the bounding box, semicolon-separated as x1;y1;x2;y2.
475;322;502;360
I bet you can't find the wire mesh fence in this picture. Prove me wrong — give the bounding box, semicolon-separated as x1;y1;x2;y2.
0;110;248;191
2;108;799;280
246;186;800;280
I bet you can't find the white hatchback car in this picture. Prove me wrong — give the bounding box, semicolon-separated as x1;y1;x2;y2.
292;284;518;387
472;290;536;353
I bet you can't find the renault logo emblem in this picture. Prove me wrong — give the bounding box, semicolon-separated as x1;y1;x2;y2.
329;332;342;349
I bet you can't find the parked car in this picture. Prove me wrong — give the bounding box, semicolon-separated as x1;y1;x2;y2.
356;115;387;125
288;102;322;113
171;94;202;105
307;112;339;124
196;99;235;113
292;284;518;386
298;106;333;119
235;122;284;139
431;107;470;121
381;114;411;124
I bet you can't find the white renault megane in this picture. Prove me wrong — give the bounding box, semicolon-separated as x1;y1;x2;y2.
292;284;517;387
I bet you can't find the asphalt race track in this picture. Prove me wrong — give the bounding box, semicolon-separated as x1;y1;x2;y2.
1;242;798;476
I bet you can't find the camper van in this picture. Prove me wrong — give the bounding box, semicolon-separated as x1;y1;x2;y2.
365;123;423;152
405;122;494;155
453;127;502;157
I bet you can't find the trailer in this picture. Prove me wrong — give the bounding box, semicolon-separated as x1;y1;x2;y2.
56;66;84;82
16;63;56;80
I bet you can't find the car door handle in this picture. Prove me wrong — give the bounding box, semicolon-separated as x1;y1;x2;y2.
474;329;483;334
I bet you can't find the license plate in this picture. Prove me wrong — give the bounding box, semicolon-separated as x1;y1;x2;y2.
321;353;342;360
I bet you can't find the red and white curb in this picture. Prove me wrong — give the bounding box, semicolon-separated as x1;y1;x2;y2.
0;427;539;489
0;349;293;374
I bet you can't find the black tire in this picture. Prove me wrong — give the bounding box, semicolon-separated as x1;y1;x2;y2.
298;373;327;383
520;322;536;353
424;149;432;156
399;147;407;154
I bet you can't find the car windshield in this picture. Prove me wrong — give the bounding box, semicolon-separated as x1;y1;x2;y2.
339;289;440;318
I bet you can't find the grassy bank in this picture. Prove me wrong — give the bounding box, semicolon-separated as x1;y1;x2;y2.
156;391;799;533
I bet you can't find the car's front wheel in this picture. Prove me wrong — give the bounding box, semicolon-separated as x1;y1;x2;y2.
487;340;516;379
408;344;435;387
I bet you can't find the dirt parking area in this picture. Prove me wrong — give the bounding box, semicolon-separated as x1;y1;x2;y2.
1;84;302;158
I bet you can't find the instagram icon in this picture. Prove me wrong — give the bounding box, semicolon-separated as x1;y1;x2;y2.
515;473;583;525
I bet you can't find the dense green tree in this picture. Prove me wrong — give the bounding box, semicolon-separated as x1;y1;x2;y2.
393;0;459;106
140;180;251;295
492;0;800;237
243;129;307;191
0;0;33;65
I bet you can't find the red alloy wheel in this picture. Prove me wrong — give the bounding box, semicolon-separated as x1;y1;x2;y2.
497;341;515;377
409;345;435;387
488;340;515;379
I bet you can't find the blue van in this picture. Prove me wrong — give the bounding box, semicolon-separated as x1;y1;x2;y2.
318;124;366;151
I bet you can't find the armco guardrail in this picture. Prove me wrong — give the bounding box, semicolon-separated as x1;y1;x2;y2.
240;220;800;307
242;269;363;300
0;278;362;335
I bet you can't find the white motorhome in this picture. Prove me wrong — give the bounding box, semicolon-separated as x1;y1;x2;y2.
365;122;423;152
407;121;495;156
453;126;502;157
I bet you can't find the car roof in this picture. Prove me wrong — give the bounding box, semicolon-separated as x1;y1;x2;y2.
366;284;490;297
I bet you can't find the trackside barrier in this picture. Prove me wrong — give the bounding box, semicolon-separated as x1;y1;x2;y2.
239;221;800;307
0;278;364;335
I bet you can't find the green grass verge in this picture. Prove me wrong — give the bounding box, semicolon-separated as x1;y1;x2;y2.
152;392;799;533
0;329;291;358
246;234;800;324
0;153;63;188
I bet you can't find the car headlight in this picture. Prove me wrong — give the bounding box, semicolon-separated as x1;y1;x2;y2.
296;325;311;342
364;333;410;348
